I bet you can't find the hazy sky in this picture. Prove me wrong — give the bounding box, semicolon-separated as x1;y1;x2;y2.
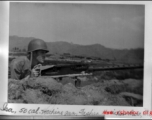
9;2;144;49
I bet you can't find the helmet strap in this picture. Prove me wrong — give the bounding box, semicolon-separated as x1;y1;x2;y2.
30;51;33;69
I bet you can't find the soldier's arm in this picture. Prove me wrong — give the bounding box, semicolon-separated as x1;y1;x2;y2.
10;60;22;80
10;57;31;80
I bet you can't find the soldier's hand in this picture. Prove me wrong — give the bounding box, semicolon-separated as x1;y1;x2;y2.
31;68;40;77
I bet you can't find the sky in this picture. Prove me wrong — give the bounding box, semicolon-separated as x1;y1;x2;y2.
9;2;145;49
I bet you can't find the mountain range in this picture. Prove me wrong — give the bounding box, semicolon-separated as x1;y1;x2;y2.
9;36;144;64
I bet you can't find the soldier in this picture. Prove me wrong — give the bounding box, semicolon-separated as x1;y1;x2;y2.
10;39;49;80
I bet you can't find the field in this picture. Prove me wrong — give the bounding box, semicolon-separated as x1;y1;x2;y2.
8;55;143;106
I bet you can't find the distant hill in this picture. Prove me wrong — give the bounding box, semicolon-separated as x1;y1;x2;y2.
9;35;35;50
9;36;144;64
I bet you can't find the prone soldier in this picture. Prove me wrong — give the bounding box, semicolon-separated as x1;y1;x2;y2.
10;39;49;80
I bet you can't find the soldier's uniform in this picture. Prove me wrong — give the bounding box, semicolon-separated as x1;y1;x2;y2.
10;56;31;80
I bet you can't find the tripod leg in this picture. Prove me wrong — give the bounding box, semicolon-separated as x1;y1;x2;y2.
75;77;81;88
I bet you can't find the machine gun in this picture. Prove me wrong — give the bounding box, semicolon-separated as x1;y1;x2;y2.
34;63;143;87
39;63;143;76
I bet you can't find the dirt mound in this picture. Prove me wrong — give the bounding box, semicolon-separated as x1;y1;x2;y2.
8;79;25;100
81;83;130;106
44;83;89;105
26;77;63;91
122;79;143;95
105;79;143;95
81;85;105;105
8;76;139;106
22;89;49;104
101;94;130;106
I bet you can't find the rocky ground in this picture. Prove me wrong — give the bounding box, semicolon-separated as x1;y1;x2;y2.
8;70;143;106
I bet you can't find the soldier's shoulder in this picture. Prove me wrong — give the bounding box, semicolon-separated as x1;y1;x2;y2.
12;56;29;64
20;56;29;62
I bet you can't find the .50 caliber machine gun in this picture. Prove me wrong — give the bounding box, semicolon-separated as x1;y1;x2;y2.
34;63;143;87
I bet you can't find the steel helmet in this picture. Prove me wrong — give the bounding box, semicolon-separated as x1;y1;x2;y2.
28;39;49;53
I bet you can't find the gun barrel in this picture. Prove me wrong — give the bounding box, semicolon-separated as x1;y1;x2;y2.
87;65;143;72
